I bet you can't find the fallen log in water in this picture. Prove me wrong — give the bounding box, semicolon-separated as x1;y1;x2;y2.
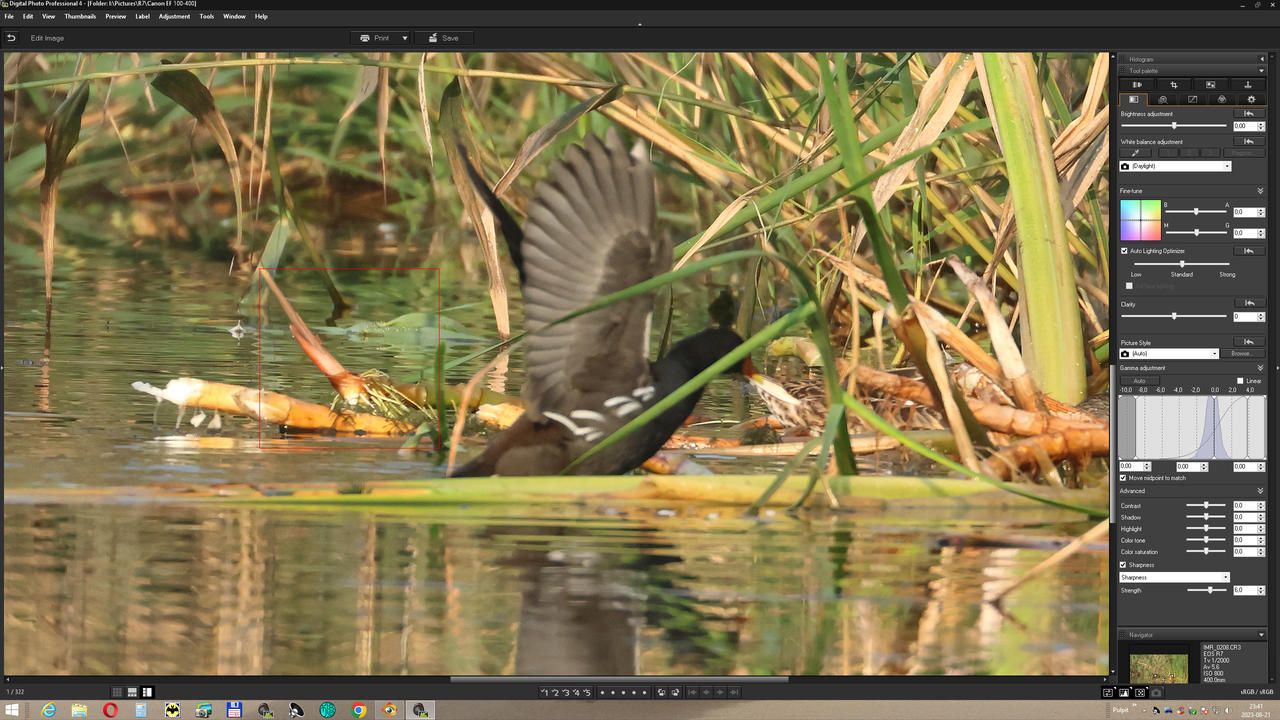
979;428;1111;483
132;377;415;435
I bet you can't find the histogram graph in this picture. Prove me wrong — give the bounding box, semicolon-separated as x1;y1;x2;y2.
1119;395;1266;460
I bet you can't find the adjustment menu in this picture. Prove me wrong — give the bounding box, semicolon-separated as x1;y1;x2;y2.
1112;51;1274;686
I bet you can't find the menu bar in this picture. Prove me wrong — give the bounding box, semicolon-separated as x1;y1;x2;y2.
2;10;273;23
1;9;1278;27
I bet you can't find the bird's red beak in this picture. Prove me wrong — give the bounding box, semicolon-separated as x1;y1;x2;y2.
741;356;757;377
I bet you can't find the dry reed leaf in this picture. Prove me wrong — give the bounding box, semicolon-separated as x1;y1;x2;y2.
439;79;510;339
372;56;389;203
101;58;133;169
1057;53;1108;150
417;53;436;169
512;53;734;186
766;53;814;92
627;52;712;100
338;63;380;124
947;256;1046;414
40;81;90;307
607;53;690;126
727;53;786;123
250;58;264;211
151;66;245;256
493;83;622;197
1077;286;1106;342
1060;123;1109;216
914;309;980;472
255;63;277;214
250;56;262;158
674;190;760;270
973;54;1000;148
908;297;1009;392
851;53;975;246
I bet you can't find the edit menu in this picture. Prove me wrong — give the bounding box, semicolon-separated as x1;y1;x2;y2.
1112;51;1275;689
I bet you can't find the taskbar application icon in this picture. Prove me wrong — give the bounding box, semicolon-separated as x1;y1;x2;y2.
21;703;434;720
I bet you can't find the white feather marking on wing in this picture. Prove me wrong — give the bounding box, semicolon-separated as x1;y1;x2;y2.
613;401;643;417
632;385;655;401
583;431;604;443
570;409;607;424
542;410;594;437
603;395;632;408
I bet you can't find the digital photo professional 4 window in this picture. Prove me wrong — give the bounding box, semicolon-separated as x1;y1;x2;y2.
1;6;1276;720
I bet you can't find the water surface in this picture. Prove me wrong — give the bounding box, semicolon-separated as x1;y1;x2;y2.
3;239;1106;676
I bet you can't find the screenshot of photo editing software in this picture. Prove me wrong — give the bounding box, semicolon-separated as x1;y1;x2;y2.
1;6;1277;720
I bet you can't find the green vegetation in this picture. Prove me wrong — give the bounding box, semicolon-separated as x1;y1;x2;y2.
4;51;1110;504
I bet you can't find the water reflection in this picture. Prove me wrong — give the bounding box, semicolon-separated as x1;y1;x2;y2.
3;502;1105;675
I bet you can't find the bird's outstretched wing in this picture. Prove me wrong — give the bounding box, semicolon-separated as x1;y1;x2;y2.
520;129;666;421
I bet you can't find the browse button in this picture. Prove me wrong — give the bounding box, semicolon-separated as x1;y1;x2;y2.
415;30;474;46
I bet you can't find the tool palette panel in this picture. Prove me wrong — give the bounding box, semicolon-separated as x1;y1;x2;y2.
1113;51;1274;687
